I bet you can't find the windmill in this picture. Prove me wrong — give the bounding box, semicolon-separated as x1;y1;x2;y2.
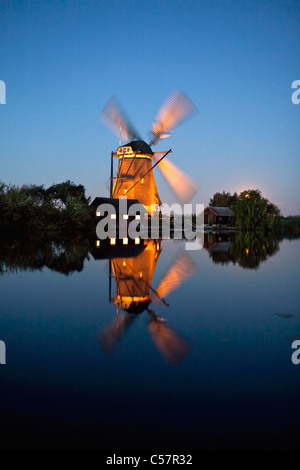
101;90;199;214
97;239;197;365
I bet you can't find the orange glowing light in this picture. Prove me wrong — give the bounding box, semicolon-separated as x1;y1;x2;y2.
154;252;197;301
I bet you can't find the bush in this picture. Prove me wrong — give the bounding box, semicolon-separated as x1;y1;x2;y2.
0;180;94;233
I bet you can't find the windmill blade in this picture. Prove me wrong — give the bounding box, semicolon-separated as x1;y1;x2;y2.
151;90;196;145
100;96;140;142
147;310;191;365
153;155;198;203
152;251;197;303
97;312;136;355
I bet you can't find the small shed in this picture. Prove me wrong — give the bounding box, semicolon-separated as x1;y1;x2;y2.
203;206;233;226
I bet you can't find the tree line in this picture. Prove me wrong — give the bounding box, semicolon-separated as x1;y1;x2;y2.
209;189;299;233
0;180;94;233
1;181;299;235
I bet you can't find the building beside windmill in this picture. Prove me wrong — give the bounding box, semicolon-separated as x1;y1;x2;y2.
90;195;148;245
202;206;233;227
90;196;144;218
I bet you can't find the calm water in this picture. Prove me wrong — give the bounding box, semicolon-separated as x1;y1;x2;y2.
0;232;299;450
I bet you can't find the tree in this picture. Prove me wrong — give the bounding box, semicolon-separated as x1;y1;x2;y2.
232;189;280;231
209;191;238;208
46;180;89;209
207;230;280;269
0;180;93;232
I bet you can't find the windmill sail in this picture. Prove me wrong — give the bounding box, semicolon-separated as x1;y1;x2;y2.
151;90;197;145
153;155;199;203
97;312;136;355
153;251;197;302
101;96;140;142
148;317;191;365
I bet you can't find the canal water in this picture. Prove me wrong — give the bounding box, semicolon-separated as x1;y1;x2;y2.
0;232;299;450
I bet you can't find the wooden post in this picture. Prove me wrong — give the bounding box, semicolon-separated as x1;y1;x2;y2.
109;259;112;303
110;151;114;198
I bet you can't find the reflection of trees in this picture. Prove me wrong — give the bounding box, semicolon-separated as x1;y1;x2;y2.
0;234;91;275
230;231;280;269
205;231;281;269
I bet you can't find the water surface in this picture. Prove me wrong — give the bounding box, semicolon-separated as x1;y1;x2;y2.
0;232;299;450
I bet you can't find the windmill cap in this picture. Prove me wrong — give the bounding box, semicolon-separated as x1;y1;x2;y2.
120;140;154;156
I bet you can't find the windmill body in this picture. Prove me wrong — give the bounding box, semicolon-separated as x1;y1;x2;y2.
111;238;161;313
112;140;161;214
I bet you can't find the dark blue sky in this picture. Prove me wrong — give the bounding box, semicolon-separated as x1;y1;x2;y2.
1;0;299;214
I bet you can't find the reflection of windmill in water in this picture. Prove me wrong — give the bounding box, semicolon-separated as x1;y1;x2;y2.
101;90;198;213
98;240;197;365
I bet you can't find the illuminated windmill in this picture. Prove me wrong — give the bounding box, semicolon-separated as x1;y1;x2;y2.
98;240;197;365
101;90;199;214
111;239;162;314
